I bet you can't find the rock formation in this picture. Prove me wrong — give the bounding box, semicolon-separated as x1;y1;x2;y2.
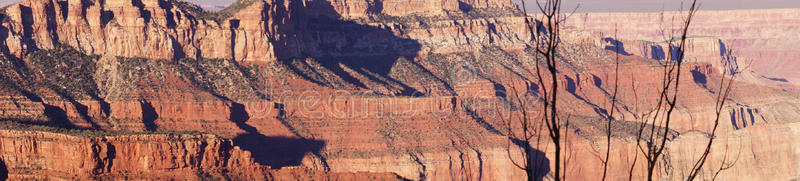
0;0;526;62
0;127;401;180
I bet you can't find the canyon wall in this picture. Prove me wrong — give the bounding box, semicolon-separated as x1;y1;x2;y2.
0;128;402;180
0;0;525;62
0;130;264;179
567;9;800;88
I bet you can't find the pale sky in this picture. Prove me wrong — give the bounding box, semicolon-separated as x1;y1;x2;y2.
1;0;799;12
519;0;800;12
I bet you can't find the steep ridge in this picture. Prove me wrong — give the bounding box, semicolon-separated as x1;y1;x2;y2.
0;0;799;180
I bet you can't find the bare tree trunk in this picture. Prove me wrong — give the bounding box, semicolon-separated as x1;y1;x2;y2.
508;0;576;180
632;1;700;180
601;25;621;181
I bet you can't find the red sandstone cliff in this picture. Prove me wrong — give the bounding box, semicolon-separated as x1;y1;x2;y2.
0;0;525;62
0;128;402;180
0;130;264;179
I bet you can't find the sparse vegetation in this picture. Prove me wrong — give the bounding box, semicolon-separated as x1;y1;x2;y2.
26;46;101;99
0;120;201;138
214;0;258;22
174;57;269;100
170;0;258;24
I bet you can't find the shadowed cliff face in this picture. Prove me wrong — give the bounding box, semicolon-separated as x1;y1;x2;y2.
0;157;7;181
271;0;427;96
233;135;326;168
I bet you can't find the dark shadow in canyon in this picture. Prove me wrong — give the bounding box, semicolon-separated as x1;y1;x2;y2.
271;0;427;96
464;106;503;135
691;69;707;85
718;40;740;76
18;5;40;53
650;45;665;60
58;97;101;129
459;1;474;12
494;83;508;97
132;0;152;25
233;133;326;169
690;68;712;94
591;74;633;118
603;37;631;56
510;138;550;181
43;104;75;128
0;158;6;181
17;3;60;50
95;143;116;173
761;75;789;82
729;107;766;130
409;153;428;180
140;99;159;132
471;147;484;180
634;43;664;61
565;75;610;119
57;1;68;21
639;44;682;62
229;102;327;169
157;0;177;28
670;45;683;62
100;11;114;27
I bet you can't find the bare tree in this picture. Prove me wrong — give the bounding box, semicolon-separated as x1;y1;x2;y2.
509;0;741;180
684;40;746;181
710;138;741;180
629;1;703;180
504;0;575;180
500;85;549;181
600;25;622;181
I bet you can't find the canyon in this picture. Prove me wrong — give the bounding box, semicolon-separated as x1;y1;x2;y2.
0;0;797;180
566;9;800;90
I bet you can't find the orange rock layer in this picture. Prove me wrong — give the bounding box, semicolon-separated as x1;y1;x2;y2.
0;129;402;180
